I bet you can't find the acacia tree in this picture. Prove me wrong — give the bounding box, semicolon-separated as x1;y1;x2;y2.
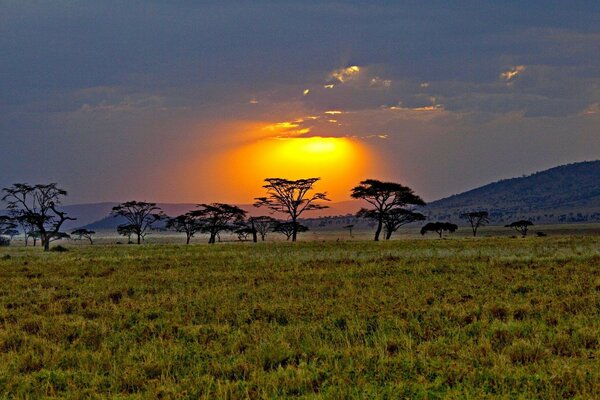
380;209;425;240
250;216;277;242
273;221;309;241
14;216;35;246
351;179;425;241
1;183;76;251
71;228;96;244
420;222;458;238
194;203;246;244
254;178;329;242
460;211;489;237
117;224;136;243
505;220;533;237
0;216;18;244
111;201;165;244
166;212;203;244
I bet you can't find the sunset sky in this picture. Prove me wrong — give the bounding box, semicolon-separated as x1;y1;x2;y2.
1;1;599;204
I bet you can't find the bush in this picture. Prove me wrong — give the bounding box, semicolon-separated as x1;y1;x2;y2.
50;245;69;252
0;237;10;247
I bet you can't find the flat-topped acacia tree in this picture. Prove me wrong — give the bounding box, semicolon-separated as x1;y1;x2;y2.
1;183;75;251
352;179;425;241
194;203;247;244
254;178;330;242
111;201;166;244
460;211;490;237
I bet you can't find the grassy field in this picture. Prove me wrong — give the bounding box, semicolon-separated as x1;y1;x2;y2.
0;237;598;398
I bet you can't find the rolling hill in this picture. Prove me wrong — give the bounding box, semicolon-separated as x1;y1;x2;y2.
422;160;600;224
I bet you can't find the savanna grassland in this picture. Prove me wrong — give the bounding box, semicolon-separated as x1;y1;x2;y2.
0;237;598;399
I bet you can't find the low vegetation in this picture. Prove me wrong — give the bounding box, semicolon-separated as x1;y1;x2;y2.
0;237;598;398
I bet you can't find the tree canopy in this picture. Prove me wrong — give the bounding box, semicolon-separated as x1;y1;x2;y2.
420;222;458;238
352;179;425;241
1;183;75;251
255;178;329;241
111;201;165;244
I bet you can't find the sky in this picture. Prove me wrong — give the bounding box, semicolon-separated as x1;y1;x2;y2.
1;1;599;204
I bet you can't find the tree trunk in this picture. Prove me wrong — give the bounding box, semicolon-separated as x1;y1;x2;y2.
374;217;383;241
209;233;216;244
186;234;191;245
291;217;297;242
137;234;141;245
43;234;50;251
385;230;392;240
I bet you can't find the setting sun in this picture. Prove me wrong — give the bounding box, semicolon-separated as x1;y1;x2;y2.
221;135;377;202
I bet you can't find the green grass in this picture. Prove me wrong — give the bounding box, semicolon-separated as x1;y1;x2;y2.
0;237;598;398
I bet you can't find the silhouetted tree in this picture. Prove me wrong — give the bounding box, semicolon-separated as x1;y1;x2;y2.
460;211;489;237
351;179;425;241
14;216;35;246
381;209;425;240
233;221;255;241
1;183;75;251
71;228;96;244
117;224;136;244
250;216;276;242
505;220;533;237
4;229;19;241
273;221;309;241
255;178;329;241
195;203;246;244
0;216;17;244
111;201;165;244
166;212;203;244
420;222;458;238
344;224;354;238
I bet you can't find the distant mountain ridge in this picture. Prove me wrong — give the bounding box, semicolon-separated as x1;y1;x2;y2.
423;160;600;224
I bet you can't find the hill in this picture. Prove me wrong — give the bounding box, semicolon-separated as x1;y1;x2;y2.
423;160;600;224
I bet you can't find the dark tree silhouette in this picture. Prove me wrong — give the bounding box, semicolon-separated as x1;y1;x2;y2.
111;201;165;244
1;183;76;251
166;212;203;244
194;203;246;244
71;228;96;244
12;216;36;246
351;179;425;241
505;220;533;237
343;224;354;238
233;221;255;241
117;224;136;244
254;178;329;241
273;221;309;241
4;229;19;241
0;216;18;244
420;222;458;238
460;211;489;237
381;209;425;240
249;216;277;242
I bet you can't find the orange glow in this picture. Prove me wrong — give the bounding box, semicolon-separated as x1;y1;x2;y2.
221;135;377;202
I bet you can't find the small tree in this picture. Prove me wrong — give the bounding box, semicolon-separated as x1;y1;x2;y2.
505;220;533;237
0;216;18;245
382;209;425;240
343;224;354;238
194;203;246;244
273;221;309;241
255;178;329;242
117;224;136;244
250;216;277;242
166;212;203;244
233;221;255;241
351;179;425;241
111;201;166;244
71;228;96;244
420;222;458;238
1;183;76;251
460;211;489;237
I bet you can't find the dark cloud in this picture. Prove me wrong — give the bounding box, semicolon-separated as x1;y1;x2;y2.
1;1;599;202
